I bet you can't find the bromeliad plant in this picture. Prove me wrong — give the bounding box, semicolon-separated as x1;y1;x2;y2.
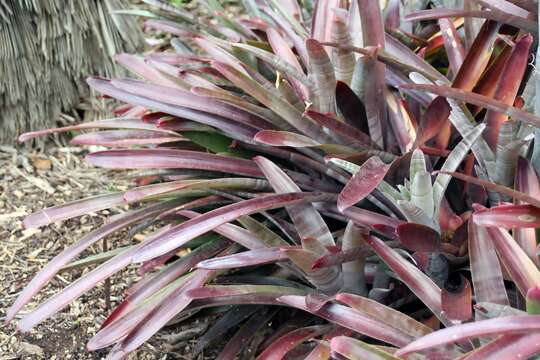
9;0;540;358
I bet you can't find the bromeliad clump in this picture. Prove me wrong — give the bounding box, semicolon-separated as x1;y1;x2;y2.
9;0;540;358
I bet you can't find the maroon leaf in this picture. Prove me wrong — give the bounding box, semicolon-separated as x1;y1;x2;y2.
461;334;540;360
468;220;509;306
85;149;263;177
18;118;172;143
405;9;535;33
97;238;230;332
6;201;179;324
132;192;334;262
306;110;375;147
196;247;292;269
254;156;336;249
441;275;472;322
484;226;540;297
278;295;414;347
435;171;540;208
400;83;540;129
257;325;328;360
115;53;180;87
340;206;404;233
311;245;374;269
87;77;258;141
336;293;432;339
438;18;465;76
117;269;215;353
17;246;140;332
357;0;386;149
337;157;391;212
178;210;289;249
335;81;370;136
266;27;308;101
515;157;540;262
365;236;447;325
473;204;540;228
71;130;181;147
396;223;441;252
254;130;320;147
484;34;533;150
23;192;125;229
396;315;540;357
331;336;401;360
110;78;275;130
415;96;451;146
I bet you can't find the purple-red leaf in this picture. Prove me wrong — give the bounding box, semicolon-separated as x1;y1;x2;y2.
438;18;465;77
278;295;414;347
340;206;404;233
331;336;401;360
254;130;320;147
484;34;533;150
396;223;441;252
6;201;178;324
118;269;215;353
415;96;451;146
87;77;258;141
365;236;446;324
337;157;391;212
71;130;181;147
132;192;334;262
441;275;472;322
17;246;139;332
307;110;372;144
110;78;274;130
357;0;386;149
400;83;540;129
196;247;291;269
86;149;263;177
468;220;509;305
405;9;536;34
474;204;540;228
336;293;432;339
97;238;230;333
515;157;540;262
436;171;540;208
18;118;172;143
312;245;373;269
256;325;328;360
254;156;336;249
396;315;540;357
461;334;540;360
23;192;125;229
484;226;540;297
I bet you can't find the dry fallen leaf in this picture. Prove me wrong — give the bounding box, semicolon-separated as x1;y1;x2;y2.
31;157;52;171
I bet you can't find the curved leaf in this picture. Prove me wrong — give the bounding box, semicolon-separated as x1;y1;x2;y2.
132;192;335;262
396;315;540;357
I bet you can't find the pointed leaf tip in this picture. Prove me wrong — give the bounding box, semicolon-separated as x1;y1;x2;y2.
337;157;390;212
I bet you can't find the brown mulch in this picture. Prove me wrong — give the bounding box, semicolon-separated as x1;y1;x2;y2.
0;145;214;360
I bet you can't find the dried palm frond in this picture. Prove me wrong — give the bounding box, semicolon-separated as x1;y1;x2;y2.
0;0;143;144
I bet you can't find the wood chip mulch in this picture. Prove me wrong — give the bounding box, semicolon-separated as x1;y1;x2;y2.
0;145;215;360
